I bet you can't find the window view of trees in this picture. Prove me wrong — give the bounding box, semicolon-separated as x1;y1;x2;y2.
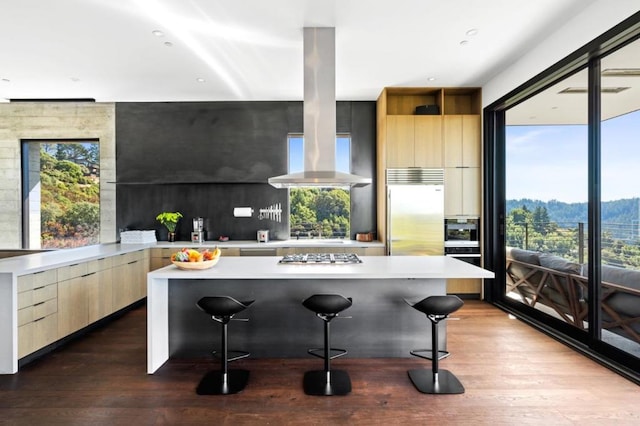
288;135;351;239
39;143;100;248
290;188;350;239
506;199;640;268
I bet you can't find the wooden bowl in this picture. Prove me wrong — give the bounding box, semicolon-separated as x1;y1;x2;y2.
172;257;220;270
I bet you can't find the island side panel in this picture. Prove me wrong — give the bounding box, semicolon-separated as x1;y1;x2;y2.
166;278;447;359
0;273;17;373
147;276;170;373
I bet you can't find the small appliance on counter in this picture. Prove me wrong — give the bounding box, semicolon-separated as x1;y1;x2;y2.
257;229;269;243
191;217;205;243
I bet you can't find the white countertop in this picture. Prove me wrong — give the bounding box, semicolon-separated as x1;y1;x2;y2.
149;255;494;280
0;243;149;275
153;239;384;249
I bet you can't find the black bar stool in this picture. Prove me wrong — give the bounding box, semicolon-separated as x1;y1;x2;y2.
405;295;464;394
196;296;254;395
302;294;353;396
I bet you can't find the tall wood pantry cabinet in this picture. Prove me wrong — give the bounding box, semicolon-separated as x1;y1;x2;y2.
376;87;483;295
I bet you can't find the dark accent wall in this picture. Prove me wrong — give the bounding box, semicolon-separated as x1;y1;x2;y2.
115;101;376;241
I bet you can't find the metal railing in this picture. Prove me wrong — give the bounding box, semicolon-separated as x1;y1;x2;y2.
506;220;640;268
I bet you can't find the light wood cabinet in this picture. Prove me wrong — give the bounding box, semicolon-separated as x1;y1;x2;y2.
57;273;93;337
112;250;146;312
447;278;482;295
443;115;481;217
444;167;480;216
17;249;147;360
386;116;443;168
414;116;443;167
17;269;58;358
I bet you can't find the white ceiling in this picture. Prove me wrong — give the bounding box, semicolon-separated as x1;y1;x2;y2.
0;0;595;102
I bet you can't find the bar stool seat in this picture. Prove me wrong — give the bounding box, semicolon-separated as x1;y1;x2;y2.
302;294;352;396
196;296;254;395
405;295;464;394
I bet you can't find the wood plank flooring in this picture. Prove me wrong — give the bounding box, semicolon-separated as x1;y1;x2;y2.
1;301;639;425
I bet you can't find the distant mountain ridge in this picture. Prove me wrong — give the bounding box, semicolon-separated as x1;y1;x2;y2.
506;198;640;226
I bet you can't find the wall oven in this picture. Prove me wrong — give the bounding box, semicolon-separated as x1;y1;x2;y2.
444;217;480;266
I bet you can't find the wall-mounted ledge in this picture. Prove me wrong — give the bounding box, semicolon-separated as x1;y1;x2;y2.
108;181;272;185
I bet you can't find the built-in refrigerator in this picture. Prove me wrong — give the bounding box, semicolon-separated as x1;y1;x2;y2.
386;168;444;256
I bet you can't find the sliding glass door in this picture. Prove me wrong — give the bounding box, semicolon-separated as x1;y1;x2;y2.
504;69;589;332
485;13;640;379
599;39;640;356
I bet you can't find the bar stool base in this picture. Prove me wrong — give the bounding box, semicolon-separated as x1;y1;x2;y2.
196;369;250;395
303;370;351;396
408;369;465;394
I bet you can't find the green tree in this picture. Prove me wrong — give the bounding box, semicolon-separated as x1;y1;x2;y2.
289;187;350;238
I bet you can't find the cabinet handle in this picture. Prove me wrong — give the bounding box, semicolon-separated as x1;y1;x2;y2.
33;286;45;291
34;270;46;275
81;272;96;277
33;301;45;307
33;316;46;322
127;261;137;265
69;263;79;267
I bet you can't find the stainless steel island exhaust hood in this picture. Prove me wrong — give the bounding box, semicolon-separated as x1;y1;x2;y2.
268;28;371;189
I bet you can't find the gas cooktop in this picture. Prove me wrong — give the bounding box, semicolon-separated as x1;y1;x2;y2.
279;253;362;264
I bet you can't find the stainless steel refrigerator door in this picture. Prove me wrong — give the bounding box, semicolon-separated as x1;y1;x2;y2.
387;184;444;256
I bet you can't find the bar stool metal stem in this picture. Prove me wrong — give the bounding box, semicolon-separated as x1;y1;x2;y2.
302;294;353;396
405;295;465;395
196;296;254;395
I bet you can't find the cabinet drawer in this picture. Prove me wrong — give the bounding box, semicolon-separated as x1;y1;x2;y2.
113;250;142;266
57;263;88;281
18;312;58;358
151;248;173;258
18;298;58;326
18;283;57;309
17;269;57;293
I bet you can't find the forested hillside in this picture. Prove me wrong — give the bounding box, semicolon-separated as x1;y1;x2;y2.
40;143;100;248
507;198;640;227
290;188;350;239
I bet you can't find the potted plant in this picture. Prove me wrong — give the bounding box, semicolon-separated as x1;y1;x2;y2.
156;211;183;242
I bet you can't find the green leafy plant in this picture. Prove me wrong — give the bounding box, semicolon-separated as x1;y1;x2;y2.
155;211;183;233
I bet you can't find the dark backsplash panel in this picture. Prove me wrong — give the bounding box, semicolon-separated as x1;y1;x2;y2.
117;183;289;242
115;101;376;241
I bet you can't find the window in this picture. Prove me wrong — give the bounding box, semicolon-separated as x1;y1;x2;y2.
22;140;100;249
288;134;351;239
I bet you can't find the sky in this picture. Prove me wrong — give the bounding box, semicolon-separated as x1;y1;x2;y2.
506;110;640;203
289;135;350;173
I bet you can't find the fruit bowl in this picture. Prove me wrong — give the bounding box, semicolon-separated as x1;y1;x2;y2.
172;256;220;270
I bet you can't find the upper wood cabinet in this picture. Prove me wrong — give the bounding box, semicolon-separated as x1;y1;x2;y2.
386;115;443;168
444;115;480;168
377;87;482;246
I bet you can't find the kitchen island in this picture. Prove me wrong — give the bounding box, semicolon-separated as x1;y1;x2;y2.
147;255;494;373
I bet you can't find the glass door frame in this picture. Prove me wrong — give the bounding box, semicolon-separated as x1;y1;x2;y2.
483;12;640;382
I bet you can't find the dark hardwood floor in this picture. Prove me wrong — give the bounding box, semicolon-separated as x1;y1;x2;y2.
1;301;639;425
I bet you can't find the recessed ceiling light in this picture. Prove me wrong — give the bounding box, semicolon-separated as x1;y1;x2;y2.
466;28;479;37
459;40;469;46
152;30;164;37
427;77;436;81
164;41;173;47
196;78;206;83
